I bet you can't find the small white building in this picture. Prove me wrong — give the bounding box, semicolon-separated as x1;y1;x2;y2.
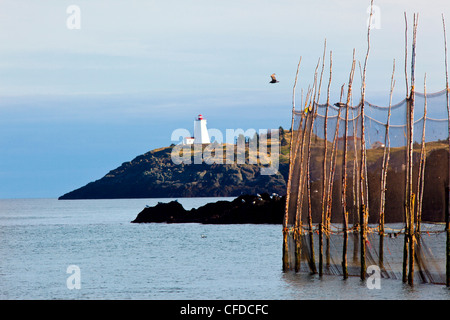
183;114;210;145
182;137;195;145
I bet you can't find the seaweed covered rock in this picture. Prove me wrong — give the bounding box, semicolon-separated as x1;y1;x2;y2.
131;200;187;223
131;193;285;224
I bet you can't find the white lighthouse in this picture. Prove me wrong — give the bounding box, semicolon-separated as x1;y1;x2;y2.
193;114;210;144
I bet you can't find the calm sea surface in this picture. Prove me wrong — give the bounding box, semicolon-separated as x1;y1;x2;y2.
0;198;449;300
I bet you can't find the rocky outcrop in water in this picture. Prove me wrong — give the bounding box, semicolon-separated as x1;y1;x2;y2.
131;193;285;224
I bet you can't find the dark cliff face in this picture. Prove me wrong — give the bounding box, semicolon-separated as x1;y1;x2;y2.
59;146;289;199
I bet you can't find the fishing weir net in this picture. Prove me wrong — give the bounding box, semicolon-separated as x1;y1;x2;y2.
283;88;450;285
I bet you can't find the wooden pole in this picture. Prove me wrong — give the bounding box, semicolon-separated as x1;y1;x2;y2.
413;73;427;282
360;203;366;279
359;0;373;281
404;12;409;98
379;60;395;268
305;58;322;275
294;117;305;273
294;86;313;272
283;56;302;272
442;13;450;287
416;73;427;236
293;112;305;272
294;110;307;273
315;40;327;105
323;51;333;271
352;107;360;264
307;153;317;274
319;222;323;276
402;12;410;284
342;51;356;280
321;53;332;271
315;41;327;277
326;84;345;269
407;13;419;286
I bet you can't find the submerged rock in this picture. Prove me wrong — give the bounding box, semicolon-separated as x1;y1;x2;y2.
131;193;285;224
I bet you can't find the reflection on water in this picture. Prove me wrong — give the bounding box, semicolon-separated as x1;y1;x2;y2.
0;198;449;299
281;270;450;300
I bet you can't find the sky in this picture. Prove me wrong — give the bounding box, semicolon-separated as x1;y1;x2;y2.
0;0;450;198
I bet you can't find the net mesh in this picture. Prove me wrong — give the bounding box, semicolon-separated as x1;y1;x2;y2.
283;87;449;285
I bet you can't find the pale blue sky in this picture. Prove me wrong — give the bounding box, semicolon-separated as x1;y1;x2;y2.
0;0;449;198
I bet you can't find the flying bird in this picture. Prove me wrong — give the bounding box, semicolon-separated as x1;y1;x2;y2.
270;73;279;83
334;102;346;108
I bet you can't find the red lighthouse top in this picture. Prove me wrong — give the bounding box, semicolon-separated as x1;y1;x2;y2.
198;114;204;120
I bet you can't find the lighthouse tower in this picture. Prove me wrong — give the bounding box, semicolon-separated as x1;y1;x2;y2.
194;114;210;144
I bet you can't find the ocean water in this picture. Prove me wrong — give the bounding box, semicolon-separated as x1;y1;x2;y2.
0;198;449;300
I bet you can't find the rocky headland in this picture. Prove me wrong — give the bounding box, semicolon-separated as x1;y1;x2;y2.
59;130;291;200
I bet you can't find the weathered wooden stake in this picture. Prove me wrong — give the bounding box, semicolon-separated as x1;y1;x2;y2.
322;51;333;271
440;13;450;288
326;84;345;269
342;104;349;279
359;0;373;281
294;111;307;273
404;12;409;97
294;87;313;272
319;222;323;276
442;13;450;287
416;73;427;236
282;229;290;272
283;56;302;272
360;204;367;280
407;13;419;286
342;51;356;280
289;85;307;274
379;60;395;268
402;11;410;284
306;58;322;275
315;41;328;277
